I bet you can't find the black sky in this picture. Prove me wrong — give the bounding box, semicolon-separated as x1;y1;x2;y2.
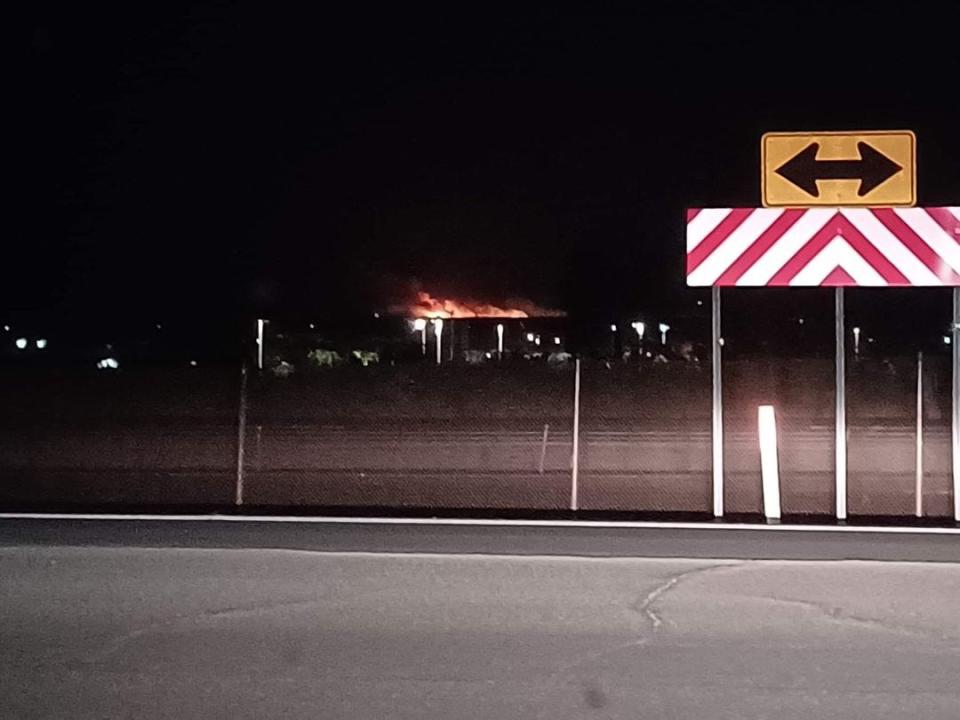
14;1;960;339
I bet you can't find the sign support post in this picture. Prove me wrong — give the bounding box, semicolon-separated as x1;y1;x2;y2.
953;289;960;522
835;288;847;521
711;286;723;518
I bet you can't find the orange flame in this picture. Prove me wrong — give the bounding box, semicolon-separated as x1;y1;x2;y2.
393;292;565;319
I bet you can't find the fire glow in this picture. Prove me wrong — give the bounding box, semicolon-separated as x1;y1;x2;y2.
395;292;566;319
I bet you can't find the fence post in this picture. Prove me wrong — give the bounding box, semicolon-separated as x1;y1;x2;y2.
235;363;248;507
538;423;550;475
915;351;923;518
571;359;581;511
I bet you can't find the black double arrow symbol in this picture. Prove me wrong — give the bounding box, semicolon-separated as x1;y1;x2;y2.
775;142;903;197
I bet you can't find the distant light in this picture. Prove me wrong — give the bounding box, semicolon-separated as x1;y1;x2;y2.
534;335;541;346
309;323;315;330
190;360;198;367
412;318;427;331
554;337;561;345
36;339;47;350
610;324;617;332
798;318;805;325
526;332;535;342
868;337;875;343
718;338;725;346
697;300;703;306
156;323;162;330
645;351;652;358
15;337;27;350
485;351;492;359
97;357;119;370
945;336;952;346
373;312;380;319
3;325;10;332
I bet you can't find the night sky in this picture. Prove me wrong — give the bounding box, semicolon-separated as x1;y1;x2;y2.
14;1;960;346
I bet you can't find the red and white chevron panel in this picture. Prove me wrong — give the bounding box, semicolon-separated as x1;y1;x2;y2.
686;207;960;287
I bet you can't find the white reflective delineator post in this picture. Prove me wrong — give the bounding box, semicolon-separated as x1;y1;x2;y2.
256;318;265;371
433;318;443;365
758;405;781;522
496;323;504;358
711;286;724;518
835;288;847;520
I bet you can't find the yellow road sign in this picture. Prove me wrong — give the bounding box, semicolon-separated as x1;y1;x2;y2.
762;131;916;207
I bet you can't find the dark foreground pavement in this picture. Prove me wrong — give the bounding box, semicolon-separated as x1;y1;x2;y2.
1;519;960;719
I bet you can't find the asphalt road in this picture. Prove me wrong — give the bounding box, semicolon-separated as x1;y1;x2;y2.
2;527;959;719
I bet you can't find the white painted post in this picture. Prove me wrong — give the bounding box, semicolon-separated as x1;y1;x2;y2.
538;423;550;475
758;405;781;522
434;318;443;366
496;323;504;358
571;359;581;511
256;318;265;371
915;351;923;518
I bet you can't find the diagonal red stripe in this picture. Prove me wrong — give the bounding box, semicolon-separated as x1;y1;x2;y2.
925;208;960;245
835;215;910;285
767;213;909;286
686;208;701;223
821;267;857;286
768;213;844;285
686;208;754;274
714;209;805;285
871;209;960;283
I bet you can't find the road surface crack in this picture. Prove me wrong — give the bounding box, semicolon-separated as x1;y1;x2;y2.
744;594;960;646
634;562;743;630
86;596;329;663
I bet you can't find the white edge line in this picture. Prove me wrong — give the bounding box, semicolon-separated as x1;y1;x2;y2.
0;513;958;534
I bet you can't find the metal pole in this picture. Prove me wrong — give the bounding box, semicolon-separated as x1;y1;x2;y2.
235;363;248;507
915;351;923;518
711;286;724;518
538;423;550;475
953;288;960;521
256;318;265;371
255;423;263;472
835;288;847;520
571;358;581;511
